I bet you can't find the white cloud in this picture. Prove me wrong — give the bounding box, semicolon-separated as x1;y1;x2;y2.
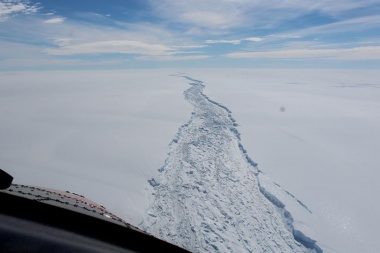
45;39;209;59
206;37;262;45
226;46;380;61
245;37;263;42
149;0;380;33
265;15;380;42
44;17;65;24
304;15;380;37
172;45;208;49
45;40;180;56
0;0;38;21
35;17;209;58
269;34;303;39
150;1;245;30
249;15;380;51
206;39;241;45
0;39;138;69
0;40;86;69
0;9;209;68
54;38;72;47
136;55;210;61
0;2;25;15
180;11;240;29
2;0;377;69
35;15;201;52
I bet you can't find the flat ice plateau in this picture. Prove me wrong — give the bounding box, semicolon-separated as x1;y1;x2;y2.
0;70;192;223
1;69;379;253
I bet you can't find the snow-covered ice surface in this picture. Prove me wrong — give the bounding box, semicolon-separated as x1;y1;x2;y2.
0;70;192;223
144;75;320;253
181;69;380;253
1;69;379;253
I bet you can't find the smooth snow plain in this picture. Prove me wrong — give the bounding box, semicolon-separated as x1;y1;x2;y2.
0;69;379;253
0;70;192;223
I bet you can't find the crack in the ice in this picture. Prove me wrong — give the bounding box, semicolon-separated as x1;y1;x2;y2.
144;75;321;253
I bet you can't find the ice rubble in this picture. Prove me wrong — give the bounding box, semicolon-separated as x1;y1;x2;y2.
144;76;321;253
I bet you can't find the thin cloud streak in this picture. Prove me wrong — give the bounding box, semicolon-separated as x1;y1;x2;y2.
279;15;380;39
45;40;175;56
206;39;241;45
206;37;263;45
44;17;65;24
136;55;210;61
150;0;380;33
45;40;206;57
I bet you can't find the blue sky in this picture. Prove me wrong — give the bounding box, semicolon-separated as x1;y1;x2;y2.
1;0;380;70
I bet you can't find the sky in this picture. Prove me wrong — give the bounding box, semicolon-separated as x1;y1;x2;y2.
1;0;380;70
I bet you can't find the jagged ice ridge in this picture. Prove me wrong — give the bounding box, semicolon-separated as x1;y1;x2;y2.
144;76;321;253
